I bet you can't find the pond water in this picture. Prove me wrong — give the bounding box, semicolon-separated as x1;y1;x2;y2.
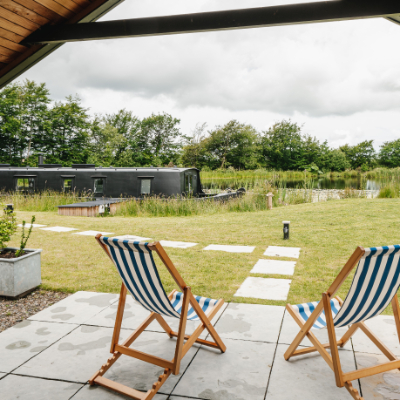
201;177;388;191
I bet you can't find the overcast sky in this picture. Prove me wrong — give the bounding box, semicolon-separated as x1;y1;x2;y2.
20;0;400;149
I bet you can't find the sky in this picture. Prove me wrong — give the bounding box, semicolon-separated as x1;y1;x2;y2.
19;0;400;149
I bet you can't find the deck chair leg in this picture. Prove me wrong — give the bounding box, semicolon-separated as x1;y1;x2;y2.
172;287;190;375
189;294;226;353
339;323;360;348
323;293;344;387
392;295;400;344
111;283;127;353
344;382;363;400
284;301;325;361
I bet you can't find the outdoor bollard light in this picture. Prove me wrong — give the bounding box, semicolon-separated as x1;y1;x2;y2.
266;192;274;210
283;221;290;240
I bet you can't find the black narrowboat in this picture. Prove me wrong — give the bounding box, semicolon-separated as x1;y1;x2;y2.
0;161;203;198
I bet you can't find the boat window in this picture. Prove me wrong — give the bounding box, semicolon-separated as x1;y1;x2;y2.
15;177;35;193
94;178;104;194
63;178;73;192
141;179;151;195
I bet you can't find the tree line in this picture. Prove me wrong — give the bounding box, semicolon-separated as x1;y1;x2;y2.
1;80;399;172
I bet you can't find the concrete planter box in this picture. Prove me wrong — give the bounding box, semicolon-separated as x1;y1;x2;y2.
0;247;42;298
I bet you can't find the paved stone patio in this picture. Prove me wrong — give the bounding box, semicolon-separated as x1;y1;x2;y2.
1;291;400;399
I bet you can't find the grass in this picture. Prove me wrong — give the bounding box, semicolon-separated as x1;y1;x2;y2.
7;197;400;315
378;182;400;198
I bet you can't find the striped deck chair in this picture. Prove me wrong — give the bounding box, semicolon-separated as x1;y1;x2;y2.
285;245;400;400
89;235;226;400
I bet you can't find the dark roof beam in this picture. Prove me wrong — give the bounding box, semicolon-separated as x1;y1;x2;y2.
22;0;400;45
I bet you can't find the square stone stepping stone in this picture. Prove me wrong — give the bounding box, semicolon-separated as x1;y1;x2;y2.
234;277;291;301
17;224;46;228
203;244;255;253
251;259;296;276
355;352;400;399
352;315;400;356
40;226;78;233
172;338;274;400
72;385;167;399
110;235;152;241
214;303;285;342
159;240;198;249
264;246;301;259
0;374;82;400
267;344;359;399
0;320;77;373
15;328;197;393
29;291;119;325
74;231;114;236
279;311;352;351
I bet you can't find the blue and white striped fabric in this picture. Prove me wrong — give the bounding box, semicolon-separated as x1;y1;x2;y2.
100;237;219;321
291;299;341;329
333;245;400;328
292;245;400;329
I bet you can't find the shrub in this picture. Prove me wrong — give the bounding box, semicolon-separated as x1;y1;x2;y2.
0;210;17;249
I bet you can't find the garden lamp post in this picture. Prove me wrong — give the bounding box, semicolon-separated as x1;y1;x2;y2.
283;221;290;240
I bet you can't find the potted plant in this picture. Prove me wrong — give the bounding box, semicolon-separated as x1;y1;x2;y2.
0;211;42;298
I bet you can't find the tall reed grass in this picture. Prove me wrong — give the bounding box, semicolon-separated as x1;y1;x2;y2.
0;190;89;212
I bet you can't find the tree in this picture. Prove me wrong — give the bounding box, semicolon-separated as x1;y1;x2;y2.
340;140;376;170
139;113;184;166
44;96;90;165
181;123;209;168
379;139;400;168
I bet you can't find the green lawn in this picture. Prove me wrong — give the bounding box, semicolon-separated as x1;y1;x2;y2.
9;198;400;314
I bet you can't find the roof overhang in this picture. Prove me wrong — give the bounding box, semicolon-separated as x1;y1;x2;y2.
1;0;400;90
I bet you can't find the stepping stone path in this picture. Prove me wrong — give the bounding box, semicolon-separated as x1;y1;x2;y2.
203;244;255;253
111;235;152;241
264;246;301;259
234;277;291;301
251;259;296;276
235;246;301;301
74;230;114;236
40;226;78;233
160;240;198;249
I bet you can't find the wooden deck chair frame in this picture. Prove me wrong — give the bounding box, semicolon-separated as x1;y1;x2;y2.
89;235;226;400
284;246;400;400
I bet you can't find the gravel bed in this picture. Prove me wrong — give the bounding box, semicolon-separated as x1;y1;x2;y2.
0;289;71;333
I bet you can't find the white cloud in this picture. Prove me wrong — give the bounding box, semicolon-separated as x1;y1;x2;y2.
20;0;400;148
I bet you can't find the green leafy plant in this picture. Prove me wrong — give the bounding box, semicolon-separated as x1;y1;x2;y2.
16;215;36;257
0;209;17;250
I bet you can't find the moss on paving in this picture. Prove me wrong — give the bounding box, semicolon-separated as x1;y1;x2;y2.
9;198;400;315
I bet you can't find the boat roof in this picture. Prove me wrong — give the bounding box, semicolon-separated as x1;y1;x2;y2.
0;166;197;172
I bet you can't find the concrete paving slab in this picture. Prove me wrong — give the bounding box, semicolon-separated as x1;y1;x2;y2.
264;246;301;259
71;384;167;399
40;226;78;232
234;277;291;301
203;244;255;253
250;259;296;276
74;231;114;236
173;338;274;400
351;315;400;356
0;374;82;400
17;223;46;228
279;312;353;351
0;372;6;379
15;328;198;393
159;240;198;249
29;291;119;325
355;352;400;400
111;235;152;241
266;344;359;399
0;320;78;373
214;303;285;343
